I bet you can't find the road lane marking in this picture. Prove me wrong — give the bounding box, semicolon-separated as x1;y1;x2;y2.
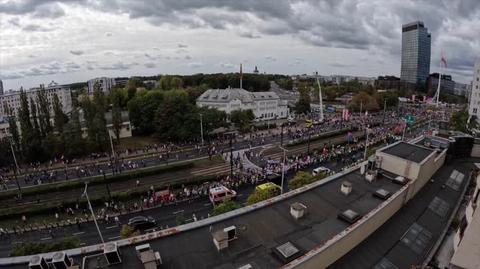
105;225;117;230
203;203;211;207
72;232;85;236
108;236;120;240
173;210;184;215
40;237;51;241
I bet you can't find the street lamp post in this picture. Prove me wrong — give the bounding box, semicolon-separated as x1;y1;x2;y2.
382;99;386;125
280;146;287;195
8;139;22;199
82;183;104;244
307;127;312;154
108;130;116;174
363;126;370;161
199;113;204;147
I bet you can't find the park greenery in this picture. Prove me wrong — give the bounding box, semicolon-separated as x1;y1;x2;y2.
289;171;326;190
247;185;279;205
450;109;478;134
120;224;140;238
212;199;241;216
10;236;80;256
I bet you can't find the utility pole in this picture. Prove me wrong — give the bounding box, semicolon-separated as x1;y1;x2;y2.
103;171;111;201
280;123;284;147
82;183;104;244
9;139;22;199
307;127;312;154
199;113;204;146
280;146;287;195
363;126;370;161
229;133;234;179
382;99;386;125
108;130;116;174
316;72;324;122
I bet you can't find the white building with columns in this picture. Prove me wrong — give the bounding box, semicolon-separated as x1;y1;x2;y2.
196;88;289;121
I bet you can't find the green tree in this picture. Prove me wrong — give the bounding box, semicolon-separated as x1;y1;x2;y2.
36;88;51;136
52;93;68;133
289;171;326;190
212;199;240;216
247;187;277;205
295;83;311;114
230;109;255;131
127;90;164;135
111;89;122;142
154;89;197;141
63;102;85;158
4;104;20;152
348;91;379;112
120;225;140;238
450;110;478;134
198;106;227;135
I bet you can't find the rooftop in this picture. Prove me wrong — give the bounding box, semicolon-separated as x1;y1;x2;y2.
380;142;434;163
331;158;474;269
197;88;280;103
6;167;403;269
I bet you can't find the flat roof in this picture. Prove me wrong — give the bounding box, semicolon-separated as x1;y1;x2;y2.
331;158;474;269
380;142;434;163
5;168;402;269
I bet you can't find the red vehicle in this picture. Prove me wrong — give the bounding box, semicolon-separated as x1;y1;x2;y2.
155;189;174;203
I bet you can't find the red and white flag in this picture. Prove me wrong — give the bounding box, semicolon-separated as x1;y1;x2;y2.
342;108;350;121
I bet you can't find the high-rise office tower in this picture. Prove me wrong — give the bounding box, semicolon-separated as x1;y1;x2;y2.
400;21;431;89
0;80;3;95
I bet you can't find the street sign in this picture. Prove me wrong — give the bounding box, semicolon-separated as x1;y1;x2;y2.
405;115;415;125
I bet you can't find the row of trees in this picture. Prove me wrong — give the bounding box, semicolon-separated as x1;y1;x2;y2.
1;83;118;167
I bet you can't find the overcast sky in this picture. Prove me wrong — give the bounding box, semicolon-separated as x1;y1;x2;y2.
1;0;479;90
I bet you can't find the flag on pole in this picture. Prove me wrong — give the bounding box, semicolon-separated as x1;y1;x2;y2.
342;108;350;121
441;51;447;68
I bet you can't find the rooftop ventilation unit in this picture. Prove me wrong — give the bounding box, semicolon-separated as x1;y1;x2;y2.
29;255;48;269
272;242;303;263
340;181;352;195
104;242;122;265
224;225;237;241
338;209;362;224
51;252;72;269
365;170;377;182
290;202;307;220
212;230;229;251
373;189;391;200
393;176;407;185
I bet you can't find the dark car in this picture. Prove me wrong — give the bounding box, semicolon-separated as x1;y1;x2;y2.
128;216;156;231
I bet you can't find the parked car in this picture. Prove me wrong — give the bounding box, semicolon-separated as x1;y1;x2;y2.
128;216;157;231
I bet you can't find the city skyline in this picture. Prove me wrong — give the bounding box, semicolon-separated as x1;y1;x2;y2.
1;0;479;90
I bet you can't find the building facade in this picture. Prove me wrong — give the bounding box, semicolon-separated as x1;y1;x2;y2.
400;21;431;89
455;82;472;99
427;73;455;95
0;81;72;121
87;77;116;93
0;80;3;95
197;88;289;121
468;60;480;119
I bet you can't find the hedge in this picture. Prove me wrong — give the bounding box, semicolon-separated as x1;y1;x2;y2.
0;161;195;200
0;173;218;219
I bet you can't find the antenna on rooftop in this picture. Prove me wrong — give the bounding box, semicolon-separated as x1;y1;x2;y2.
240;64;243;89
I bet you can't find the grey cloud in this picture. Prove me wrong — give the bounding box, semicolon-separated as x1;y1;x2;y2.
220;63;235;69
105;32;113;37
265;56;277;62
70;50;84;55
0;72;24;80
188;62;203;68
177;43;188;48
144;62;156;68
100;62;138;70
32;2;65;19
184;55;192;60
8;17;20;26
238;31;261;39
22;24;51;32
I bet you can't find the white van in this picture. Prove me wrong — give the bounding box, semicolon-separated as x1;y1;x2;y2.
209;185;237;205
312;166;332;177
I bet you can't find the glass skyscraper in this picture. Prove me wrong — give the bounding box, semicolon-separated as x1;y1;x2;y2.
400;21;431;89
